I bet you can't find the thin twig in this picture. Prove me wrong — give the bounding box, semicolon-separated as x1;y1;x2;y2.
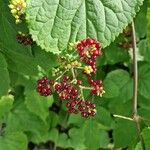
71;68;76;79
55;70;68;81
79;85;93;90
113;114;134;121
131;21;145;150
80;88;84;100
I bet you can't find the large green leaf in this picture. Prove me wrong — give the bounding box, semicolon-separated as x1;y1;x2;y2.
25;91;54;122
108;98;132;116
113;119;137;149
26;0;143;53
104;40;130;65
0;132;27;150
94;106;114;130
6;102;48;135
103;79;119;98
83;119;109;150
105;69;133;102
48;127;86;150
0;53;10;96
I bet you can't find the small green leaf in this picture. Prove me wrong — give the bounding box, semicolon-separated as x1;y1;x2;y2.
142;127;150;150
147;5;150;38
0;95;14;119
46;128;59;144
135;0;148;38
0;132;27;150
68;128;86;150
139;40;150;63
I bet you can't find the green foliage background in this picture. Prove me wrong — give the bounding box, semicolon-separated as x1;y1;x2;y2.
0;0;150;150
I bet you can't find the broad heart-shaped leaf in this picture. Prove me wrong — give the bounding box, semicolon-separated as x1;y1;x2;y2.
139;63;150;99
5;101;49;136
105;69;133;102
26;0;143;54
0;95;14;120
0;53;10;96
113;119;138;149
103;79;119;98
83;119;109;150
46;127;86;150
104;39;130;65
0;132;27;150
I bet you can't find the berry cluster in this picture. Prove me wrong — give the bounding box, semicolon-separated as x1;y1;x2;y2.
76;38;102;74
54;81;78;101
16;32;33;45
37;77;52;96
8;0;26;24
89;80;105;96
36;38;105;118
66;99;96;118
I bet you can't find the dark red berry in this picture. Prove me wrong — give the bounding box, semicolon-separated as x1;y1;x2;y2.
77;80;82;85
36;76;52;96
81;112;89;118
63;75;69;81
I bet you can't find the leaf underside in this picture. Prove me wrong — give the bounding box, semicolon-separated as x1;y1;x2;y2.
26;0;144;54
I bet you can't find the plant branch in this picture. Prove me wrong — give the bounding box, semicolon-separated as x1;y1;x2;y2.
79;85;93;90
132;22;138;116
113;114;134;121
131;21;145;150
71;68;76;79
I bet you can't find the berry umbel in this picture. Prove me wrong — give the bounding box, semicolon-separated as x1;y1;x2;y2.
36;38;105;118
9;0;26;24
